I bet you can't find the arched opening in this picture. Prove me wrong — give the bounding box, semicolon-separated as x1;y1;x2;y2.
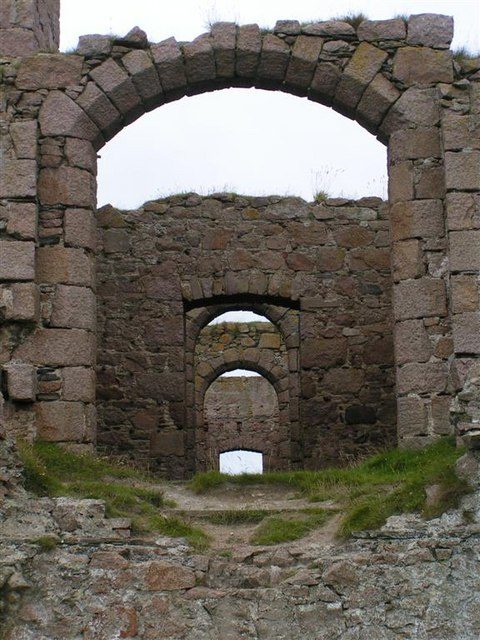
219;450;264;475
204;367;282;472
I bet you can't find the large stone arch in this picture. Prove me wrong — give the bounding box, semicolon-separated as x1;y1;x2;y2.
2;5;480;469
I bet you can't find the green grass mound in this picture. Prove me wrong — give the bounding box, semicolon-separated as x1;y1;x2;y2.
190;438;470;537
251;509;331;545
17;441;209;550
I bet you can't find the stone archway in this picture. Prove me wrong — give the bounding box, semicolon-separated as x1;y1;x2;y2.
2;6;479;471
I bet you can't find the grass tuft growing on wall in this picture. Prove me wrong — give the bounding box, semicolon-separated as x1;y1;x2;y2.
190;438;470;537
17;441;208;550
332;12;369;28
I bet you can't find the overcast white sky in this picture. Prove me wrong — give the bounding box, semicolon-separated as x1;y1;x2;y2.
60;0;480;209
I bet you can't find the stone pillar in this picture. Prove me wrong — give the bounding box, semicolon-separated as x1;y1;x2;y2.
0;0;60;57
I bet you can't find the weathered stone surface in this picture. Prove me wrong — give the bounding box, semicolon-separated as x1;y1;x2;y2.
285;36;323;90
4;202;37;240
10;120;37;159
390;128;441;161
0;160;36;198
76;34;112;56
3;282;38;321
393;278;446;320
388;162;414;203
36;246;94;287
183;36;216;84
4;363;36;401
451;275;479;313
431;395;452;435
103;229;130;253
274;20;301;35
64;208;96;251
76;82;123;137
39;90;100;141
390;200;444;241
450;230;480;272
122;49;162;107
407;14;454;48
236;23;262;77
381;87;440;136
116;26;148;48
151;37;187;93
442;115;480;151
393;47;453;85
211;22;236;78
302;337;347;368
51;285;96;331
38;167;95;207
310;62;341;103
144;561;196;591
65;139;97;173
334;42;387;113
150;431;185;457
392;240;424;281
257;34;290;82
63;367;96;402
358;19;406;41
397;362;447;394
395;319;432;364
397;396;428;436
16;54;83;89
445;151;480;191
0;27;38;56
453;312;480;354
356;73;400;130
302;21;355;37
89;58;143;119
446;193;480;231
15;329;95;366
0;241;35;281
36;401;87;441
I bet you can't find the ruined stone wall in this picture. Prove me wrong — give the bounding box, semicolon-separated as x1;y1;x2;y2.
96;194;395;474
0;0;60;57
204;375;281;470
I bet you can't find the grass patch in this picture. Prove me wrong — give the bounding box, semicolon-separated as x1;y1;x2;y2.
333;12;369;28
200;509;272;525
17;441;207;549
251;510;331;545
34;535;59;552
191;438;470;537
453;46;480;64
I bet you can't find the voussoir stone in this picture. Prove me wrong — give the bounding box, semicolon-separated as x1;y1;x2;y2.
285;36;323;90
356;73;400;130
211;22;236;78
183;36;216;84
89;58;143;119
151;37;187;93
236;24;262;78
407;13;454;49
16;54;83;89
334;42;387;113
39;90;100;141
257;34;290;82
121;49;162;106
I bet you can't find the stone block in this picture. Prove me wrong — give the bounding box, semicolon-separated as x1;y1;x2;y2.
317;247;345;271
4;363;36;401
89;58;143;120
5;282;39;321
392;240;424;281
36;246;94;287
453;312;480;354
76;82;122;138
183;36;216;84
334;43;387;113
389;128;441;161
390;199;444;241
310;62;341;104
358;19;406;41
356;73;400;130
0;27;37;57
38;167;95;207
63;367;95;402
393;278;446;320
36;401;87;441
445;151;480;192
285;36;323;90
396;362;447;394
274;20;301;35
103;229;130;253
450;230;480;272
446;193;480;231
122;49;162;107
0;160;36;198
394;319;432;365
257;34;290;82
393;47;453;85
39;91;99;142
388;162;414;203
302;21;355;37
51;285;96;330
211;22;236;78
333;226;374;248
236;24;262;78
65;139;97;173
151;37;187;93
415;165;445;199
323;368;364;393
451;275;479;313
150;431;184;456
407;14;454;48
144;561;195;591
10;121;37;159
442;115;480;151
5;202;37;240
397;396;428;436
76;34;112;57
0;241;35;281
431;395;452;435
381;87;440;137
302;337;347;368
15;328;95;366
16;54;83;89
258;333;281;349
348;247;390;271
64;208;96;250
